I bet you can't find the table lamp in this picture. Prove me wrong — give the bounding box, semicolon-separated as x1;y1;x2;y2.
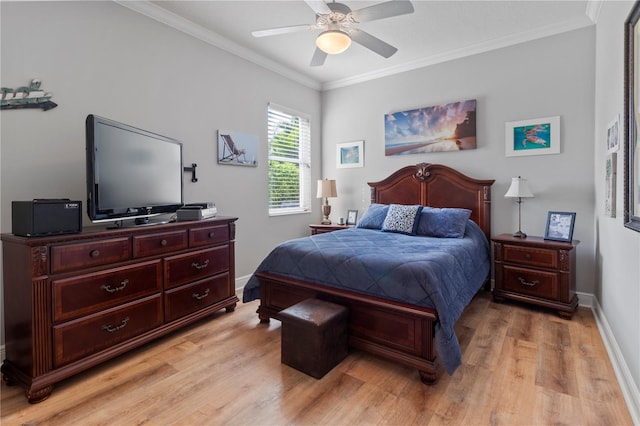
317;179;337;224
504;176;534;238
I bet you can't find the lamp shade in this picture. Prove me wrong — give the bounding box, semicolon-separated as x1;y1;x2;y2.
316;30;351;54
504;176;534;198
317;179;337;198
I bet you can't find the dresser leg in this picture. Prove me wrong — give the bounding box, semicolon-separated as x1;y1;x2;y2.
26;385;52;404
492;294;505;303
557;310;574;320
225;303;237;313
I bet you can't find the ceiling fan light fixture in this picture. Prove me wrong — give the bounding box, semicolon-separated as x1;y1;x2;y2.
316;30;351;54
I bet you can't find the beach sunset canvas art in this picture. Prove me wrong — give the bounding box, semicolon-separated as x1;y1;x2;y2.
384;99;476;156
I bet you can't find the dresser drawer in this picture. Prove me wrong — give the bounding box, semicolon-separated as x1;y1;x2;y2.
51;237;131;274
133;230;188;258
164;273;231;322
502;265;559;300
53;294;163;367
502;244;558;269
164;246;229;289
53;260;162;322
190;225;229;248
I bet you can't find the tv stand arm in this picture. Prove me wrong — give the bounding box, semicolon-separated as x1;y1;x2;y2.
183;163;198;183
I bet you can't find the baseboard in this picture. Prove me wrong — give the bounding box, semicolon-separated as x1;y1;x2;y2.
576;291;594;308
235;274;251;295
591;296;640;425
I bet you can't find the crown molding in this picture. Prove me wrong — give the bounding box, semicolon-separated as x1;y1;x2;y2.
586;0;603;23
114;1;322;91
323;14;595;91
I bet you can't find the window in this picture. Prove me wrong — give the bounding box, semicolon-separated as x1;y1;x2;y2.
267;103;311;216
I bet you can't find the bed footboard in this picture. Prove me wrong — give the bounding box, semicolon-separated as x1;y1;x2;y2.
255;272;440;384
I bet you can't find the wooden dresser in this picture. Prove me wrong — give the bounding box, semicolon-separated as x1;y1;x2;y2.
492;233;578;319
1;217;238;403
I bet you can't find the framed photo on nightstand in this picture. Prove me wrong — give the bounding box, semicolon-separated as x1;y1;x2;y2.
346;209;358;225
544;211;576;242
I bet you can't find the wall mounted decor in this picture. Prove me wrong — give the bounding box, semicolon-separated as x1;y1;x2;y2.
337;140;364;168
217;131;258;167
624;1;640;232
606;153;617;218
384;99;476;155
607;114;620;153
505;116;560;157
1;79;57;111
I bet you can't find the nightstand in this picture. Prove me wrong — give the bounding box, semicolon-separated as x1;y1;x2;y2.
309;224;352;235
491;233;579;319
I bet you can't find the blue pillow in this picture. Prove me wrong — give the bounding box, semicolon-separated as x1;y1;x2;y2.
356;204;389;229
381;204;424;235
416;207;472;238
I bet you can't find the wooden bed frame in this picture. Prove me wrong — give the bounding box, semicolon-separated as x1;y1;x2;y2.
255;163;494;383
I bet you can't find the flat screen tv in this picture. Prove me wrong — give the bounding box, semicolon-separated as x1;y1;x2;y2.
86;114;183;225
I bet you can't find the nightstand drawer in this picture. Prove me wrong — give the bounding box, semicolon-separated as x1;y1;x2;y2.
502;244;558;269
503;265;559;300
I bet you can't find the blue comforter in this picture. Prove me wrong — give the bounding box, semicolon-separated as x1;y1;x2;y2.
243;221;490;375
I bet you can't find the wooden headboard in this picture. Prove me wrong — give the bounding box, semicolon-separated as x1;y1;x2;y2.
368;163;495;239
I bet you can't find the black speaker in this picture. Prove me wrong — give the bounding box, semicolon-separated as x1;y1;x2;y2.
12;199;82;237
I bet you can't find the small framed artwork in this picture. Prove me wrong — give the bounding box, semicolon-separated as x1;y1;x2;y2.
337;141;364;168
606;114;620;153
346;209;358;225
505;116;560;157
218;131;258;167
544;211;576;242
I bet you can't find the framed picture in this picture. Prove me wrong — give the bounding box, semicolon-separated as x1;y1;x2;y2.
544;211;576;242
505;116;560;157
217;131;258;167
346;209;358;225
337;141;364;168
384;99;477;155
624;2;640;232
607;114;620;153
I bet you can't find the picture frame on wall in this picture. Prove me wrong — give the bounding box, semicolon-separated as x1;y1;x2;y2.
544;211;576;242
624;1;640;232
337;140;364;168
346;209;358;225
505;116;560;157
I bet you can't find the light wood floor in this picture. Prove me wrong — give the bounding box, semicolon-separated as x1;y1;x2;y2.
1;291;633;425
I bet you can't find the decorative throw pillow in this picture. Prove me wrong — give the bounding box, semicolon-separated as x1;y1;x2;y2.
356;204;389;229
381;204;424;235
416;207;472;238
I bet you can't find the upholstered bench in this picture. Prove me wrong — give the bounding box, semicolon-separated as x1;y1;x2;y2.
278;298;348;379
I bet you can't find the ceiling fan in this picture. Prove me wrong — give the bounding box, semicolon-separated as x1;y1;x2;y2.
252;0;414;66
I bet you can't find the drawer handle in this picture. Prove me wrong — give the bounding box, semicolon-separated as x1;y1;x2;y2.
191;259;210;270
524;253;532;260
102;316;129;333
192;288;210;300
518;277;540;287
208;232;215;238
160;239;168;246
101;279;129;294
90;250;100;258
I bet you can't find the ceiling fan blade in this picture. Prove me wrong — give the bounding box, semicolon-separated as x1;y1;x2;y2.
351;0;414;23
304;0;332;15
310;48;328;67
252;24;320;38
350;29;398;58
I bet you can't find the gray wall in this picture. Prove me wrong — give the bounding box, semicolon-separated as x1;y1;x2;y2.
0;2;322;345
594;0;640;412
322;27;596;296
